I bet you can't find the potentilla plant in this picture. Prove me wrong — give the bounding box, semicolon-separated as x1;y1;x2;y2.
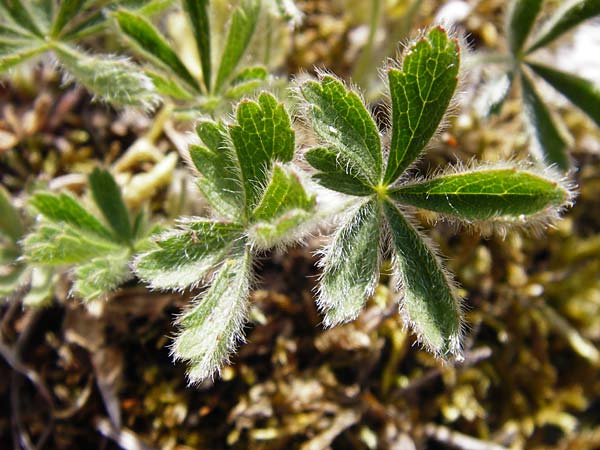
299;27;573;359
134;92;315;383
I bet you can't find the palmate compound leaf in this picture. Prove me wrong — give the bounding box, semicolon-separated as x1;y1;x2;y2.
173;244;252;384
383;201;462;357
506;0;543;56
317;200;381;327
182;0;211;92
390;167;571;222
527;62;600;127
229;92;295;212
302;26;574;360
526;0;600;54
213;0;261;94
384;26;460;184
520;70;570;171
134;220;244;290
248;164;316;249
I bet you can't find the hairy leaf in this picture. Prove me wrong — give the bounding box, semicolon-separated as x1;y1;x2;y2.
390;168;569;220
0;41;48;72
383;200;462;358
24;222;121;265
300;75;382;185
134;220;243;290
0;185;23;242
305;146;374;196
73;250;132;301
385;27;459;183
89;168;132;243
506;0;542;55
230;65;267;85
54;44;158;108
213;0;260;93
249;209;313;249
527;0;600;53
190;121;243;220
30;192;112;240
252;165;314;221
318;200;381;326
527;62;600;127
113;9;199;92
146;70;194;100
22;266;54;307
520;71;570;170
182;0;211;91
173;245;252;384
229;92;295;211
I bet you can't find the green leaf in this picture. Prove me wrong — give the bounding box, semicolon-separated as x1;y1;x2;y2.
213;0;260;93
146;70;194;100
182;0;211;92
305;146;375;196
390;168;570;221
520;71;570;171
527;62;600;127
24;222;121;265
506;0;542;55
73;250;132;301
527;0;600;53
134;220;244;290
0;264;26;298
89;168;133;243
0;41;48;72
317;200;381;326
300;75;382;185
51;0;84;37
0;0;44;37
384;27;460;184
252;165;314;221
54;44;158;108
474;71;513;118
229;92;295;211
173;244;252;384
231;65;267;85
224;79;264;100
30;192;113;240
383;200;462;358
0;185;23;242
113;9;200;92
249;165;314;248
190;121;243;220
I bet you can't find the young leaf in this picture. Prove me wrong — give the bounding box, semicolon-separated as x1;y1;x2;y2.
134;220;244;290
182;0;211;91
252;165;314;221
383;200;462;358
384;27;460;184
89;168;133;243
73;250;132;301
51;0;84;37
173;245;252;384
113;9;200;92
54;44;158;108
506;0;542;56
390;168;570;221
229;92;295;210
520;71;570;170
146;70;194;100
24;222;121;265
317;200;381;326
189;121;243;220
213;0;260;93
30;192;113;240
305;146;375;196
527;0;600;53
0;185;23;242
300;75;382;185
527;62;600;127
0;41;49;72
